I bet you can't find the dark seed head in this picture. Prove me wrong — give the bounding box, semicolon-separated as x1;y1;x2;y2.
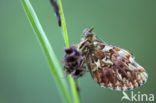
63;45;86;79
64;48;73;54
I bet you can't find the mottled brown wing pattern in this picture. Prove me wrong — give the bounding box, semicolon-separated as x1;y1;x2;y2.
88;41;148;90
63;27;148;91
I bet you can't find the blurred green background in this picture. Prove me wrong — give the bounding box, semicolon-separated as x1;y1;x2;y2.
0;0;156;103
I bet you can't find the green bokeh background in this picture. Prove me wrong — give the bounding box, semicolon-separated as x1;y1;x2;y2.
0;0;156;103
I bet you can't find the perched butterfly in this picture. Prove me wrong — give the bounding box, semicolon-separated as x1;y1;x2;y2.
63;27;148;91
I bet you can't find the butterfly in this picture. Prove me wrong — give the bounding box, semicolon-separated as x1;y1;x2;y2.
63;27;148;91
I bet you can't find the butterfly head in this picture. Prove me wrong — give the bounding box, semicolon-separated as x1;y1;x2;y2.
82;27;96;41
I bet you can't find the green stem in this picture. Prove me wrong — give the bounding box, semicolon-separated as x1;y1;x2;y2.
57;0;69;48
57;0;80;103
21;0;71;103
69;76;80;103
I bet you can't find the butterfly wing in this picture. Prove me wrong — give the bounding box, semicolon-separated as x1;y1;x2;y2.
87;41;148;91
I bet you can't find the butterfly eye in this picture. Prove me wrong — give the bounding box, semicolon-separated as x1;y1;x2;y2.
82;27;94;39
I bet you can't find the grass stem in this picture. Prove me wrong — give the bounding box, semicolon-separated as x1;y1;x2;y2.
21;0;72;103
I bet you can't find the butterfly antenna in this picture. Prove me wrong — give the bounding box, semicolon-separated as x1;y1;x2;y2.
89;27;94;32
95;34;107;44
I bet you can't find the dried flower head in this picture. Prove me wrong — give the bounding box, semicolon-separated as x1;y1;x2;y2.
63;45;86;79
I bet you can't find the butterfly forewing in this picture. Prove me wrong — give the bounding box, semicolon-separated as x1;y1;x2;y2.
86;41;148;91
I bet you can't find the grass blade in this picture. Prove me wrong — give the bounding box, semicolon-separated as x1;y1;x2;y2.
21;0;71;103
57;0;80;103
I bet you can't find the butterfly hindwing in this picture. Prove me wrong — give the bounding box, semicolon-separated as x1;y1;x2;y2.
87;41;148;91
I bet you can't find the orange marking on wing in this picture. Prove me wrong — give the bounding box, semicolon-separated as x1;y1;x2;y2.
96;50;105;59
113;47;120;52
99;44;105;50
